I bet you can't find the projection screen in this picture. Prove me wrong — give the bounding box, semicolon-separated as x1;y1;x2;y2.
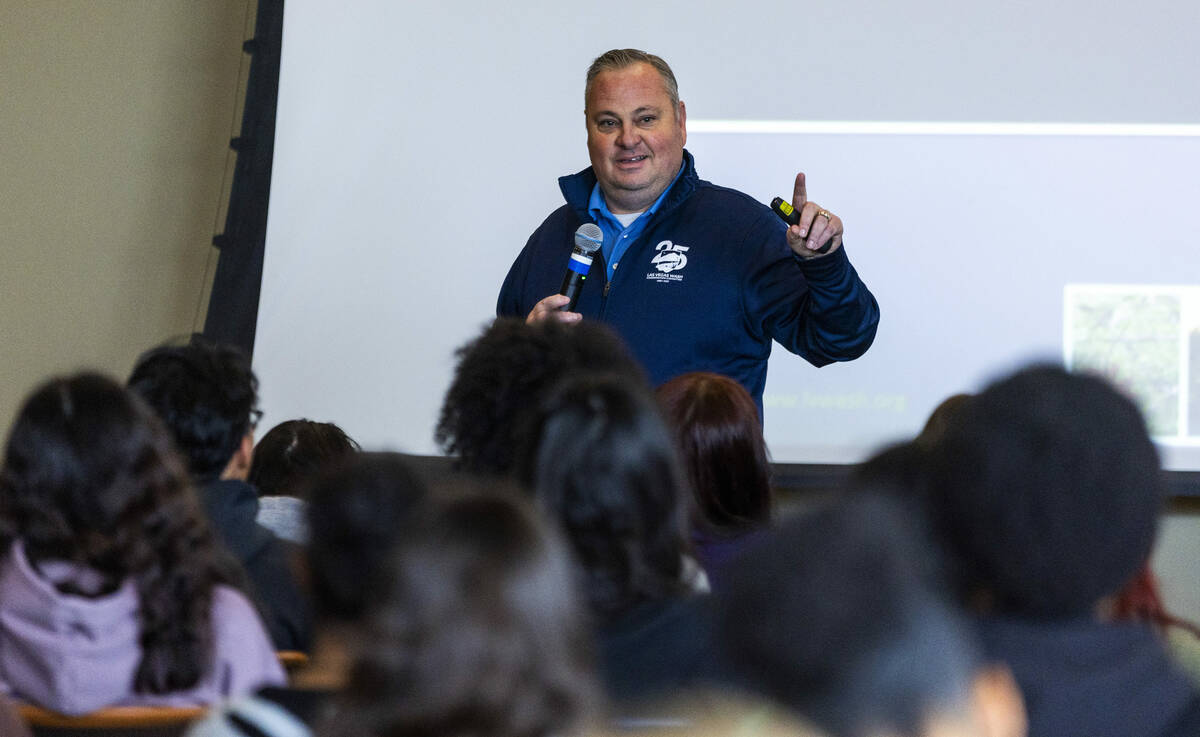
253;0;1200;470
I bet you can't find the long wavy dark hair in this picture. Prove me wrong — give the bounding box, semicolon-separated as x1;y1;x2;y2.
0;373;244;693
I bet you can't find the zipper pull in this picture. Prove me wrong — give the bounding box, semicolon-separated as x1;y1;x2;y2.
603;281;611;297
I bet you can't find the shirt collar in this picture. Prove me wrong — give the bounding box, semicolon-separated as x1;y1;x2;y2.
587;159;687;225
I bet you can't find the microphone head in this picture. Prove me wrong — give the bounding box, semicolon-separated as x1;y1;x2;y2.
574;223;603;254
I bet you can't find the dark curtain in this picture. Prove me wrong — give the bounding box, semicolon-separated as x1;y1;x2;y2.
203;0;285;358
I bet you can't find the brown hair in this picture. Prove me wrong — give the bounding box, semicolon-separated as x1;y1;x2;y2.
656;372;772;533
585;48;680;111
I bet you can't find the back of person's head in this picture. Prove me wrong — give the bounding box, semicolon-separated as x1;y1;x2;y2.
0;372;238;693
716;494;1024;737
436;318;648;476
127;335;259;483
249;419;360;499
305;452;429;624
519;372;690;620
915;393;974;449
925;364;1163;617
321;487;597;737
655;372;772;533
848;441;930;503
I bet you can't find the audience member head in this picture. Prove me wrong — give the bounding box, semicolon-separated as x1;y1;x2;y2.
127;335;259;483
716;494;1024;737
925;365;1163;617
322;487;597;737
848;441;930;503
0;373;240;694
655;372;772;533
249;419;360;499
436;318;648;476
520;373;691;621
305;453;429;625
915;393;973;449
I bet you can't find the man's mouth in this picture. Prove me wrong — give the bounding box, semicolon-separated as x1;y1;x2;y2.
617;155;648;165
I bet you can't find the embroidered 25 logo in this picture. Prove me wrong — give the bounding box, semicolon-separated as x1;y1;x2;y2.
647;240;689;282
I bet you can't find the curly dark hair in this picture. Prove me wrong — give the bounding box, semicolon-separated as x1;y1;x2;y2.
518;373;691;620
925;364;1163;616
321;486;597;737
0;373;244;694
435;318;648;476
656;372;773;533
249;419;360;500
127;336;259;483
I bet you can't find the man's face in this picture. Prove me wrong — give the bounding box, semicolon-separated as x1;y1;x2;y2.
585;62;686;214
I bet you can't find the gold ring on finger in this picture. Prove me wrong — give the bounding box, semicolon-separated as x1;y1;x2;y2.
817;210;832;220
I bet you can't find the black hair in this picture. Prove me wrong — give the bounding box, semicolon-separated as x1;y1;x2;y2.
848;441;930;503
519;373;690;620
321;487;597;737
925;364;1163;616
248;419;360;499
0;373;244;693
305;452;429;623
716;494;980;737
127;336;259;483
436;318;648;477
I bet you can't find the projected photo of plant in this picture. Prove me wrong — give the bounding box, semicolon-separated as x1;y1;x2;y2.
1065;285;1200;440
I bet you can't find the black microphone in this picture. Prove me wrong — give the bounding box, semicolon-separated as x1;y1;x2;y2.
558;223;603;312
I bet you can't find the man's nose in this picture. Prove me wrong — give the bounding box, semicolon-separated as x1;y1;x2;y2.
616;124;640;148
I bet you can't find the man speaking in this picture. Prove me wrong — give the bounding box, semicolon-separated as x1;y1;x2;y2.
497;49;879;411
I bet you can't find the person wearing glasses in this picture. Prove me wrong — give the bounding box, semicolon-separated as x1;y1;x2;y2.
128;336;313;653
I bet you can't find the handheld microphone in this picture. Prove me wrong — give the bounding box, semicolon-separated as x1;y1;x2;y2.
558;223;603;312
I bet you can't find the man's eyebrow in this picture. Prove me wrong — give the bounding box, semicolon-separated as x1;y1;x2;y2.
589;105;664;120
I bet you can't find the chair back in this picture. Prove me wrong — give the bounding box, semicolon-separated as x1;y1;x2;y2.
276;650;310;674
16;703;205;737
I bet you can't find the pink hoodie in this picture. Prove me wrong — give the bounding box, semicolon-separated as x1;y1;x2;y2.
0;540;285;715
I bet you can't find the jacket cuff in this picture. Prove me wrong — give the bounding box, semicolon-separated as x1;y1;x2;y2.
794;243;851;281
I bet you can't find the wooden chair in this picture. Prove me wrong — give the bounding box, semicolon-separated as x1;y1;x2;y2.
276;650;310;674
16;703;205;737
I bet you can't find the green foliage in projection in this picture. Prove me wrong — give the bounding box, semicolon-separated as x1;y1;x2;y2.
1070;293;1180;436
1190;329;1200;437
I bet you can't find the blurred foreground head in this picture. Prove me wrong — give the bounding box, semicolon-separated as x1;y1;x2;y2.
323;485;597;737
717;494;1025;737
925;365;1162;617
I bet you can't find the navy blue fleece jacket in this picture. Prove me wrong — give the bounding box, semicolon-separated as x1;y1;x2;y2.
498;150;879;409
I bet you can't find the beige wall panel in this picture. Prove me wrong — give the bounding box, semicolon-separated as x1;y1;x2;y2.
0;0;252;426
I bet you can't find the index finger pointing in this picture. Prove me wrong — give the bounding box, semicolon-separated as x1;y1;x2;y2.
792;172;808;212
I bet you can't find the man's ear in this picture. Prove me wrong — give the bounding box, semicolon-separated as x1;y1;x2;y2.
970;665;1026;737
221;432;255;482
677;99;687;146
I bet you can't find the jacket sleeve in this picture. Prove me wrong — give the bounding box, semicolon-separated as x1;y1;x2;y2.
497;243;532;319
742;213;879;366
